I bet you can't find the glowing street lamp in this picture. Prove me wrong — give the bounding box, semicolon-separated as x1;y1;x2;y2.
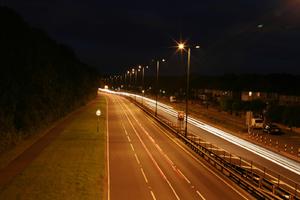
96;109;101;132
178;43;185;50
155;58;166;116
177;42;200;137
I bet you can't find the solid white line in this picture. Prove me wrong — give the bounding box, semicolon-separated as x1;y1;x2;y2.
196;190;206;200
150;190;157;200
134;153;141;165
105;96;110;200
140;168;149;183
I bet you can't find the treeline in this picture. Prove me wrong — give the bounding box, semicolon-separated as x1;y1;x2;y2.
218;98;300;127
0;7;99;151
191;74;300;95
142;74;300;96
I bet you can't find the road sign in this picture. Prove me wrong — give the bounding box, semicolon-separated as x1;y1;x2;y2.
96;109;101;116
178;111;184;121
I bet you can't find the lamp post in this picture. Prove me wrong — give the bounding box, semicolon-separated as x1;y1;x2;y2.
155;59;165;116
178;43;199;137
126;71;130;89
155;60;159;116
140;65;148;105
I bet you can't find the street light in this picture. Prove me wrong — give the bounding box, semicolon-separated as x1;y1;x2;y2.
177;42;199;137
141;65;148;105
155;59;166;116
126;70;130;89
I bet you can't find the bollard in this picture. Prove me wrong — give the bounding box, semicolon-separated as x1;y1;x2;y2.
276;141;279;150
264;137;267;144
269;139;272;146
291;146;294;154
260;136;262;142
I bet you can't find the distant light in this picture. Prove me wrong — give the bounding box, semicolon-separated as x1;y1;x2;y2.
132;68;135;72
127;71;130;74
146;66;149;69
249;91;252;97
257;24;263;28
138;69;141;72
195;45;200;49
178;43;185;50
96;109;101;116
138;65;142;69
104;85;108;89
142;90;145;93
162;59;166;62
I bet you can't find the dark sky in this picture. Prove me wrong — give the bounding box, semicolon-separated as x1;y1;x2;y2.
2;0;300;75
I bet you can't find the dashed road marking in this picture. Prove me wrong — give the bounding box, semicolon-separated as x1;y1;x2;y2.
127;135;131;142
140;168;149;183
196;190;206;200
150;190;157;200
134;153;141;165
130;143;135;152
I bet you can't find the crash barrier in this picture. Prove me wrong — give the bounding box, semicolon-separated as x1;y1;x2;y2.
127;96;300;200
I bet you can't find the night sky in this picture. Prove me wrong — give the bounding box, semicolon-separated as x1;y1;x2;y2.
2;0;300;75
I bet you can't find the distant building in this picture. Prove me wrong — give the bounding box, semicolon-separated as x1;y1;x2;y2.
241;91;300;105
192;88;300;105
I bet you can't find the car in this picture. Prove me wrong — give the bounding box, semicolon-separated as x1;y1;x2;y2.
263;124;282;135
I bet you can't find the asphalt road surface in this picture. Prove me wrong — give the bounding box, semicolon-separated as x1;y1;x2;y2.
130;94;300;183
106;94;251;200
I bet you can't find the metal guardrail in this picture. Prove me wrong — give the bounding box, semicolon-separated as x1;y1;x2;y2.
127;96;300;200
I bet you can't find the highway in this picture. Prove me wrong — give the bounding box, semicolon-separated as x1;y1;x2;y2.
106;94;251;199
101;89;300;196
138;95;300;181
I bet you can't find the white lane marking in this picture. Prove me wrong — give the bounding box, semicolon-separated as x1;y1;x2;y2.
127;135;131;142
105;96;110;200
130;143;135;152
177;169;191;184
140;168;149;183
150;190;157;200
196;190;206;200
121;98;195;187
134;153;141;165
146;116;249;200
124;129;128;136
155;143;163;152
119;116;158;199
117;98;180;200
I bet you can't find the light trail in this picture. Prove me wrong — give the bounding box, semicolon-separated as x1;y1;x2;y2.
100;89;300;176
